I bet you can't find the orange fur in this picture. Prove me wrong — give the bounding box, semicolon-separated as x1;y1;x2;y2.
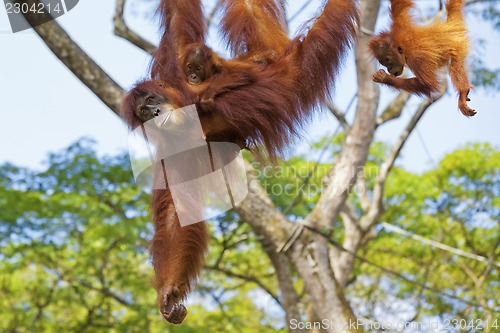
219;0;290;56
180;43;266;111
151;190;208;324
122;0;359;324
369;0;476;117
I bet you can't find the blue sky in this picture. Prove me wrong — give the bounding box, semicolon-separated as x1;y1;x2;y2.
0;0;498;173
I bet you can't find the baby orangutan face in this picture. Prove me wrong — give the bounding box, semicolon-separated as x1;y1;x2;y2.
182;43;221;84
369;32;405;77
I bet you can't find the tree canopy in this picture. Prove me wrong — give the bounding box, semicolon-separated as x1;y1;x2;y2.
1;139;498;332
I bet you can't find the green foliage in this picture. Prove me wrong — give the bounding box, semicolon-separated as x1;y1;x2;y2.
0;139;281;333
250;134;343;218
468;1;500;91
354;143;500;324
480;2;500;29
2;137;499;331
472;66;500;91
254;157;329;217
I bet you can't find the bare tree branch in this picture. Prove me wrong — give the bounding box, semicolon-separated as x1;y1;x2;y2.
356;170;371;212
114;0;156;54
323;99;351;131
306;0;381;231
376;91;411;126
267;251;306;333
334;203;364;287
301;222;493;310
16;0;124;115
234;162;291;251
361;73;448;230
233;163;315;328
205;265;281;305
234;161;362;328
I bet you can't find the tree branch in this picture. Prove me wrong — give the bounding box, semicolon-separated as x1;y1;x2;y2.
233;162;315;328
16;0;125;115
301;221;492;310
113;0;156;54
267;251;306;332
376;91;411;126
356;170;371;212
361;73;448;230
323;99;351;131
306;0;381;231
205;265;281;305
234;162;291;251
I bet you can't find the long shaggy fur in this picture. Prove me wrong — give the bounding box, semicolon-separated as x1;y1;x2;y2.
151;0;206;87
219;0;290;55
288;0;359;109
369;0;475;116
151;189;208;295
210;0;359;157
121;0;360;324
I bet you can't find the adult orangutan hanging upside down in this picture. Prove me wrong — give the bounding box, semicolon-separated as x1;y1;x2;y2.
121;0;359;324
369;0;476;117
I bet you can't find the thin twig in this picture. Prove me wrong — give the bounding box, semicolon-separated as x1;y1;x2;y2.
376;91;411;126
363;73;448;230
205;265;281;306
323;100;350;131
298;220;496;312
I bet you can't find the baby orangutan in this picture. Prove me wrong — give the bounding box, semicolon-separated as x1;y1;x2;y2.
182;43;221;85
369;0;476;116
125;0;359;324
181;43;258;110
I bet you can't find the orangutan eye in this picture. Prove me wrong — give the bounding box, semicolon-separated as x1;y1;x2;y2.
397;46;403;54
